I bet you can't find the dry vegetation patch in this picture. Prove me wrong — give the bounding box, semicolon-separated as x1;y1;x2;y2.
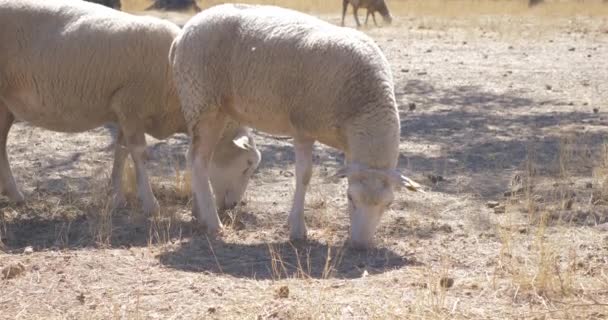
1;0;608;319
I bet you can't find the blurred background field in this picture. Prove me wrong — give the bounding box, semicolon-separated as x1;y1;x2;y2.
123;0;608;17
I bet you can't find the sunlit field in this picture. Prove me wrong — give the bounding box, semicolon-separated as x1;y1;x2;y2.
1;0;607;319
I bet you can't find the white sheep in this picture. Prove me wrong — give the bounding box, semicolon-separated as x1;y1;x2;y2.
0;0;260;216
170;4;422;248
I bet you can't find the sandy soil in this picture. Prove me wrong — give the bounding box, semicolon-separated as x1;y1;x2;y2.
1;6;608;320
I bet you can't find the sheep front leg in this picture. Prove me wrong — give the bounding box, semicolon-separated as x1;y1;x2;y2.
109;129;128;210
289;138;314;241
124;131;159;216
0;104;23;203
190;115;227;235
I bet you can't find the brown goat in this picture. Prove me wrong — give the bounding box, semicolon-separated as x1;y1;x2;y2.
341;0;392;27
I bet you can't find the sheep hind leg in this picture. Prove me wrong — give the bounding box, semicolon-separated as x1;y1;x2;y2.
288;137;314;241
123;130;159;217
0;103;23;203
353;7;362;28
190;113;227;235
109;129;128;210
341;0;349;26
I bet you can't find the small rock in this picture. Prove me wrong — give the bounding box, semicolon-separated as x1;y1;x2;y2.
586;182;593;189
439;277;454;289
545;84;552;90
588;54;592;58
508;45;514;50
568;47;576;51
494;204;506;214
486;201;500;208
417;71;428;76
208;307;217;314
518;227;528;234
401;68;409;73
427;174;444;184
439;224;453;233
23;246;34;255
77;292;86;304
408;103;416;111
2;263;25;280
593;108;599;114
276;285;290;299
425;49;432;53
568;102;575;106
583;102;589;106
462;41;467;45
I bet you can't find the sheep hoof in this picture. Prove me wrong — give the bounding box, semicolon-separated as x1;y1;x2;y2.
3;189;24;204
289;226;308;242
111;193;127;210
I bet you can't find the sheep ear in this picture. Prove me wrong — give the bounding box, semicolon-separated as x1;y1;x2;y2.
232;135;253;150
387;170;425;193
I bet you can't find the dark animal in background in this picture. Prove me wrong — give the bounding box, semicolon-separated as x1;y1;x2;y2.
86;0;121;10
146;0;201;12
341;0;392;27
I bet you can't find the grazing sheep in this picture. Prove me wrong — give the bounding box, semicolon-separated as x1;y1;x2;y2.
0;0;260;216
146;0;201;12
85;0;121;10
170;4;421;248
341;0;393;28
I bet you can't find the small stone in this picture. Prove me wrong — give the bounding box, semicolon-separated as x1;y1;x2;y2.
439;277;454;289
77;292;86;304
568;47;576;51
486;201;500;208
593;108;599;114
208;307;217;314
417;71;428;76
427;174;444;184
408;103;416;111
462;41;467;45
401;68;409;73
494;204;506;214
1;263;25;280
545;84;552;90
276;285;290;299
586;182;593;189
508;45;514;50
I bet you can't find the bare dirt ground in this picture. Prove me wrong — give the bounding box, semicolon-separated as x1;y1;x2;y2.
1;1;608;319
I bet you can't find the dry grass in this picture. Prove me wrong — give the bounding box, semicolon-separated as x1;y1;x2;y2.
1;1;607;319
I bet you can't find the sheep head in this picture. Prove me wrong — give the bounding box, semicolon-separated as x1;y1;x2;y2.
208;130;261;211
334;164;423;248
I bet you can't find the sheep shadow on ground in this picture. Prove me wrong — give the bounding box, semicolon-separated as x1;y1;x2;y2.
157;237;418;279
